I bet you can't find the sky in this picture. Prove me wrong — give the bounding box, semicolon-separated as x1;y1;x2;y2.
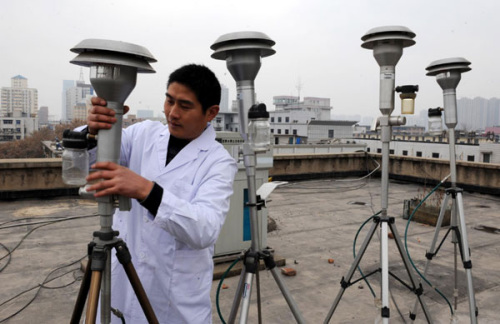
1;0;499;121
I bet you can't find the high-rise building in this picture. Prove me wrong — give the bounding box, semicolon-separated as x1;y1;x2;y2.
1;75;38;117
38;106;49;125
457;97;500;131
64;80;93;122
220;84;229;112
61;80;75;121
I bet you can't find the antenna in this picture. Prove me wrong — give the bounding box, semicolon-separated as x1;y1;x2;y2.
79;67;85;82
295;77;303;102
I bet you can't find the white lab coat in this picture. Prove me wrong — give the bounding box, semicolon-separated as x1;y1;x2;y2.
94;120;237;323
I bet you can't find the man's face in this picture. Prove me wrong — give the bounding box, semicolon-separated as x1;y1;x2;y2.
164;82;219;140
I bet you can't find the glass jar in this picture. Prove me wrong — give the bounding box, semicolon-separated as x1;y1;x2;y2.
248;118;271;151
62;130;89;186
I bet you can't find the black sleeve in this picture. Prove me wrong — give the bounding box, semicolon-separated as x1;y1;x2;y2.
139;182;164;217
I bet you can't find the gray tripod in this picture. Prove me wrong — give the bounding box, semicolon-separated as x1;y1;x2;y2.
211;31;305;324
412;57;478;323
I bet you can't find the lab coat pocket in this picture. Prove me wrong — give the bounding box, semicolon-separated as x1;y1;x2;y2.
171;249;211;297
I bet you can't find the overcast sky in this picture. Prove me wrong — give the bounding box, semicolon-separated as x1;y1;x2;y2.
1;0;498;121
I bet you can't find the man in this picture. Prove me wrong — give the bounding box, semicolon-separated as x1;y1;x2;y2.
85;64;238;323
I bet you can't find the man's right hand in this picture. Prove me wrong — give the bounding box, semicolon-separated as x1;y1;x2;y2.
87;97;129;135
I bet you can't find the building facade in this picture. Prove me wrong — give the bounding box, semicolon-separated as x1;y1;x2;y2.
355;132;500;163
1;75;38;117
64;80;93;122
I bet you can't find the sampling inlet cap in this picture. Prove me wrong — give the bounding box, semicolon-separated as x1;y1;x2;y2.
361;25;416;49
70;39;156;73
210;31;276;60
426;57;471;76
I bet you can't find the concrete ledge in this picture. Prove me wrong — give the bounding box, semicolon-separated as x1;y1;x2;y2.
2;153;500;199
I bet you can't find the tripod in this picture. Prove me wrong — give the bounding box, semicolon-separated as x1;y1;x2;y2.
410;187;478;322
324;211;433;323
324;117;434;324
418;56;477;323
410;129;478;324
70;229;158;324
227;144;305;324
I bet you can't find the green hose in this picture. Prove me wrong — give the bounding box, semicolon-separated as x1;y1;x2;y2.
216;257;241;324
404;178;454;315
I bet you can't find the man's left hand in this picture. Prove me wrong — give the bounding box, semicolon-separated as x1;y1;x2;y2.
86;162;154;200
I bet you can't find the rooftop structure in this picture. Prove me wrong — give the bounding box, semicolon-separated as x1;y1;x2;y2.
0;178;498;322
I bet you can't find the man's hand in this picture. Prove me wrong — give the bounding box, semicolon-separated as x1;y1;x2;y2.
86;161;154;200
87;97;130;135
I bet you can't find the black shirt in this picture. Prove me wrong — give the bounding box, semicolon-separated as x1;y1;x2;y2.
139;135;191;216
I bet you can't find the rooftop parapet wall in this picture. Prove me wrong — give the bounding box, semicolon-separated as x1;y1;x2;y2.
270;153;500;195
1;154;500;198
0;158;76;199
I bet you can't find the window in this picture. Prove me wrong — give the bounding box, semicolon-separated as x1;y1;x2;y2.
278;117;282;123
288;137;293;144
377;148;382;153
285;117;289;122
3;120;12;124
270;129;274;133
16;120;21;125
293;129;297;135
367;148;371;152
275;137;279;144
416;151;422;157
271;117;274;122
216;117;222;123
432;153;439;158
285;129;289;135
390;149;395;154
277;129;281;134
467;155;475;162
328;130;334;138
402;150;408;156
483;153;491;163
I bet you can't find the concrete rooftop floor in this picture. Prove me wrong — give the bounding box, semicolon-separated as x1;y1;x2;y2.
0;177;499;323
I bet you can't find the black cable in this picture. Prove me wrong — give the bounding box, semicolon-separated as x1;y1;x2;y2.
0;255;85;323
0;213;97;230
0;214;97;266
0;242;12;272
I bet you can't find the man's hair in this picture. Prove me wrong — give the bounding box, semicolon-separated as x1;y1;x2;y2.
167;64;221;113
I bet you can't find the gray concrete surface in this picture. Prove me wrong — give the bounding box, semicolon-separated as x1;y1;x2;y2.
0;178;499;323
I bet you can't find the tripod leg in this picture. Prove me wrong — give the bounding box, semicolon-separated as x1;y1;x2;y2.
71;243;95;324
389;221;433;323
259;250;304;323
380;220;390;324
269;264;305;323
85;271;102;324
84;246;109;324
228;265;246;324
115;241;159;324
238;250;259;324
456;193;478;323
255;267;262;324
411;193;451;320
324;218;379;324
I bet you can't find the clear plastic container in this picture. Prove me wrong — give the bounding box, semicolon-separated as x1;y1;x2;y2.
62;147;89;186
248;118;270;152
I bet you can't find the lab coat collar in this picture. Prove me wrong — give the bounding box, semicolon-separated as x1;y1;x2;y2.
158;123;216;174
